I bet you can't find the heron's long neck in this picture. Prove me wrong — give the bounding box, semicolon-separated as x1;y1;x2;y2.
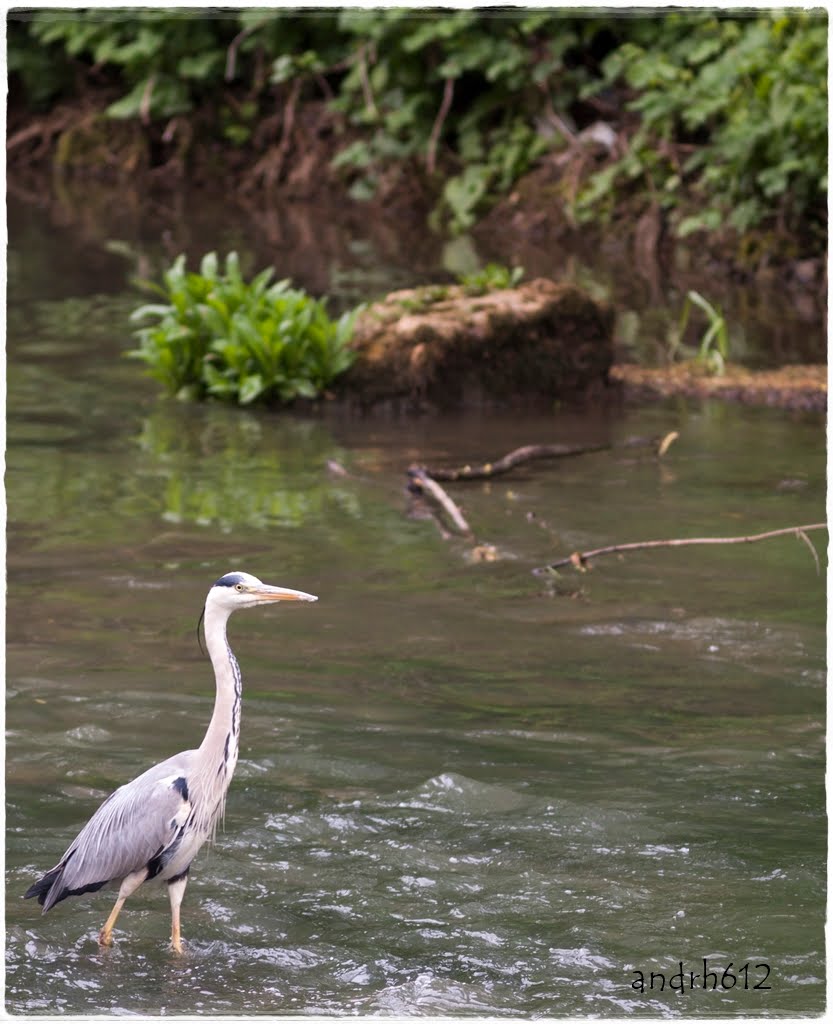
199;603;242;780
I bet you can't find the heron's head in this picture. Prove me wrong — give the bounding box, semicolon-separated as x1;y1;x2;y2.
208;571;318;612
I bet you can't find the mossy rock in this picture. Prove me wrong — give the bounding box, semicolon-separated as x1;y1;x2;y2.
342;278;614;408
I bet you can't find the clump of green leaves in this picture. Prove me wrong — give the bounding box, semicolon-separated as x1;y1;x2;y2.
130;252;357;405
458;263;525;295
19;11;233;119
394;285;451;314
667;290;731;376
327;10;584;232
576;12;827;240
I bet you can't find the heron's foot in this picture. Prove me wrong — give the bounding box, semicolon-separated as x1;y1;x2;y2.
170;929;184;955
97;927;114;947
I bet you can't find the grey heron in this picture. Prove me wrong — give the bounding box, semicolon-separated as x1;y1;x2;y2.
24;570;317;953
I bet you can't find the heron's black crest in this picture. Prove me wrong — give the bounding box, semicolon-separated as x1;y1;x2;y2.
213;573;246;588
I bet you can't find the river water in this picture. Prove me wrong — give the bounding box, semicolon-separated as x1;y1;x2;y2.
4;197;826;1017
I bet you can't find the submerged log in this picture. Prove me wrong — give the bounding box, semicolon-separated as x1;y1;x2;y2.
342;278;614;407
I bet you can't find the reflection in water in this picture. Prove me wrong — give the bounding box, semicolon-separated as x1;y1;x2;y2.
135;406;359;531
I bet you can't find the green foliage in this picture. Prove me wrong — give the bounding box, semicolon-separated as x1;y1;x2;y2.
393;285;451;314
8;9;827;242
9;9;587;232
576;12;827;238
328;11;577;230
20;11;233;119
129;252;358;405
667;290;731;376
458;263;525;295
7;15;74;109
441;164;492;233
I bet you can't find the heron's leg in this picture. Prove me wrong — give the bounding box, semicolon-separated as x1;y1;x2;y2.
167;869;190;954
98;868;148;947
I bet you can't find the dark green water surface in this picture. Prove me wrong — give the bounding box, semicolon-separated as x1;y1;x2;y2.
4;204;826;1017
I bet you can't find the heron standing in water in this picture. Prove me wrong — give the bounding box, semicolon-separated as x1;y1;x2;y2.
25;571;317;953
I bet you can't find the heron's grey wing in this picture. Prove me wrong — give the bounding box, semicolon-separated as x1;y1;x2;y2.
28;752;198;912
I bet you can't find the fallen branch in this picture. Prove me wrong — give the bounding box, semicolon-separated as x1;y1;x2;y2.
416;432;677;482
534;523;828;574
407;467;471;535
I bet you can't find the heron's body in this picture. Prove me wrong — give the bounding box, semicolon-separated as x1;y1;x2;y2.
24;571;317;952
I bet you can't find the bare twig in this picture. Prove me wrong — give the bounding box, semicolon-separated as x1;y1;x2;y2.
417;433;675;483
427;76;455;175
540;87;577;146
546;103;577;145
314;71;335;101
358;44;378;120
534;523;828;574
225;19;268;81
407;467;471;535
139;73;157;126
795;528;822;575
326;460;350;478
273;77;302;184
7;118;65;152
657;430;679;457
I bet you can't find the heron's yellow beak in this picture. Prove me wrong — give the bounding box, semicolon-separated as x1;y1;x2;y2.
254;585;318;603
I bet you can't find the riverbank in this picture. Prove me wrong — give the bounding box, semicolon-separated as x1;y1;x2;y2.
8;96;826;374
8;0;827;299
7;17;826;419
610;363;826;413
8;83;825;296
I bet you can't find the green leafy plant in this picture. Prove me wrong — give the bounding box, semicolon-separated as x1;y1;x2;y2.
667;290;731;376
394;285;451;314
23;11;232;120
129;252;358;405
328;10;576;232
576;12;827;240
458;263;525;295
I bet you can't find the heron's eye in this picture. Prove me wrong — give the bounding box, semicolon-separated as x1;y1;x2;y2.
235;583;244;592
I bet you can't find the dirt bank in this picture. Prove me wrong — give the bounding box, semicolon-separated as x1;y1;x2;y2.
7;88;825;292
610;363;826;412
